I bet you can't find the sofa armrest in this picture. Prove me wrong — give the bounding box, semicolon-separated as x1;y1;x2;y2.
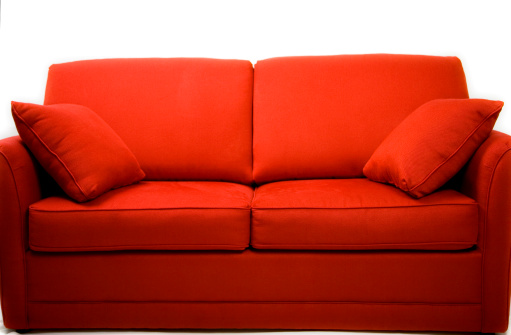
0;136;43;329
460;130;511;332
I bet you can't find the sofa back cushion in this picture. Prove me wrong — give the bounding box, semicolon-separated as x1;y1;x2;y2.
253;54;469;184
44;58;253;184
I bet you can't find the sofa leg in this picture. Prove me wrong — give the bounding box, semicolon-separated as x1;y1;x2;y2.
16;330;30;333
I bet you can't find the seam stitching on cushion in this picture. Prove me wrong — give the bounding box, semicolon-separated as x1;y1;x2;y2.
480;147;511;331
249;189;258;245
29;243;249;250
30;207;252;213
26;300;481;306
0;150;30;328
251;203;477;210
252;241;475;247
251;187;257;207
11;106;91;201
409;106;502;192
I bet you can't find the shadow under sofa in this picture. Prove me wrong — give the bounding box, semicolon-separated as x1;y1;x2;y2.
1;54;510;333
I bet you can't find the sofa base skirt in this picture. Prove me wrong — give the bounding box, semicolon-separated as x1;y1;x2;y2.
28;301;481;331
24;249;483;331
27;249;482;303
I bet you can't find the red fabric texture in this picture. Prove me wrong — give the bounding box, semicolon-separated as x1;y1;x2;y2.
11;102;145;202
27;249;480;304
29;181;253;251
1;56;511;332
0;137;42;329
253;54;469;184
44;58;254;184
27;302;480;331
251;179;478;250
461;131;511;332
364;99;503;198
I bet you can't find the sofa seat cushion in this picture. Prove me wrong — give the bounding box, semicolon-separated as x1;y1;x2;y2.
29;181;253;252
251;179;478;250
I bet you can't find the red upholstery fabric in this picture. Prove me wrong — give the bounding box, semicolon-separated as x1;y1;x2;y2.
461;131;511;332
28;302;480;331
253;54;469;184
44;58;253;184
252;179;478;250
29;181;253;251
27;249;480;304
1;55;510;332
11;102;145;202
364;99;503;198
0;137;42;329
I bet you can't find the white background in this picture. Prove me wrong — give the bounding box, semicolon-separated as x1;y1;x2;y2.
1;0;511;334
1;0;511;138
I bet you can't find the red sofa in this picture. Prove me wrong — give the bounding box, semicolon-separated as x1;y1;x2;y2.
1;54;510;332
